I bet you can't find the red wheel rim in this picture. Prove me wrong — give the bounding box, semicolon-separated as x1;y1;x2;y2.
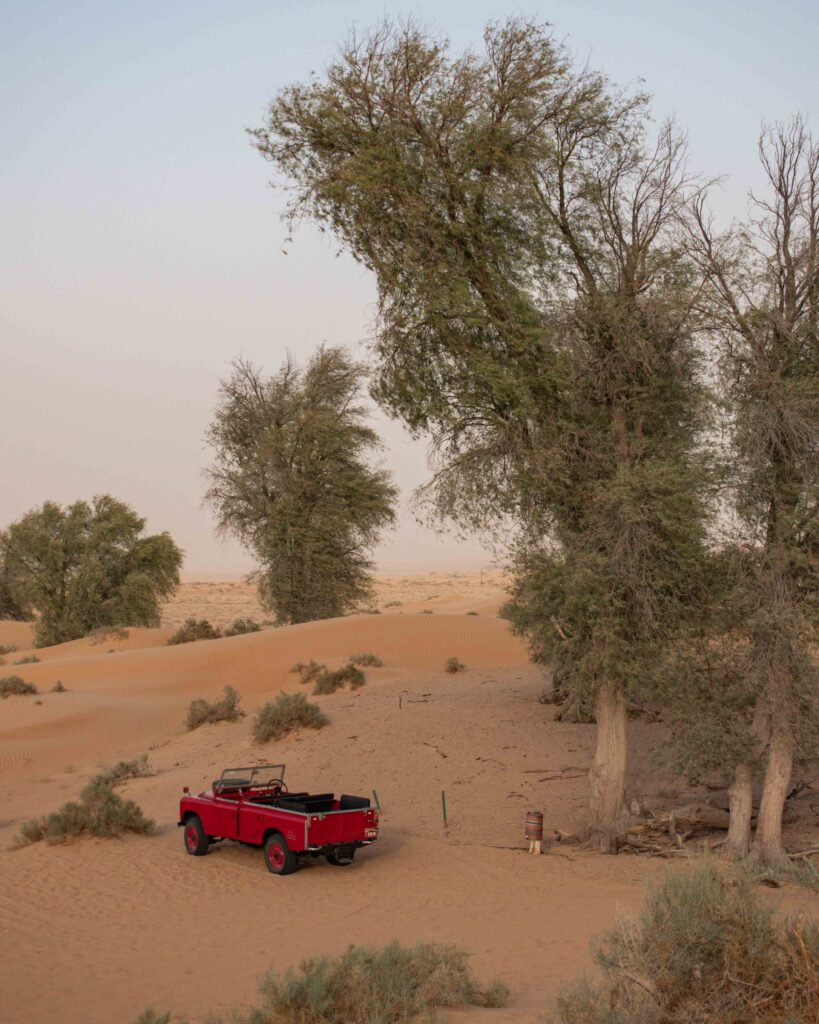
268;843;285;869
186;826;198;851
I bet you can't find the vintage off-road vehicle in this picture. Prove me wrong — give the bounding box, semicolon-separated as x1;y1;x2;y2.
178;764;378;875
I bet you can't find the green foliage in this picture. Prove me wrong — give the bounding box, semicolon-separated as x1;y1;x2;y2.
0;675;37;698
252;692;327;743
312;664;365;695
223;617;261;636
549;860;819;1024
444;657;466;674
348;652;383;667
0;495;182;647
167;618;221;645
246;941;508;1024
205;348;397;625
256;19;717;843
17;771;155;846
185;686;244;730
14;654;40;664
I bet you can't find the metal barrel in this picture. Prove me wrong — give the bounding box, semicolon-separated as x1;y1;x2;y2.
524;810;544;841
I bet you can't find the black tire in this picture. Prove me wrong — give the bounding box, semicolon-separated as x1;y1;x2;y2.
326;847;356;866
183;815;209;856
264;833;298;875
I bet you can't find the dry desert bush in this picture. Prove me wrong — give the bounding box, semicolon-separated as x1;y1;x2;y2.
291;659;325;685
223;617;261;636
17;768;155;846
186;685;244;730
253;692;327;743
445;657;466;673
167;617;221;644
312;663;365;695
13;654;40;664
0;643;19;655
136;940;507;1024
549;860;819;1024
0;675;37;698
349;652;384;667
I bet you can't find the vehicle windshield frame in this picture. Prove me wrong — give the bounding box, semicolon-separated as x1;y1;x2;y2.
219;765;285;790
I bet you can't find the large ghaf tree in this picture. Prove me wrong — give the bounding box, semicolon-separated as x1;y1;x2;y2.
1;495;182;647
253;20;712;849
687;120;819;865
206;347;397;624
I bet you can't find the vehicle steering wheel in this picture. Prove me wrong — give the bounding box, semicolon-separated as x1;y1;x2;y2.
265;778;287;795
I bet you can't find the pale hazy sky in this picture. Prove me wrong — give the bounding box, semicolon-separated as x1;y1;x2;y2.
2;0;816;573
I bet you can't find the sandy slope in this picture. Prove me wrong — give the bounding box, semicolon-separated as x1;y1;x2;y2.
1;582;817;1024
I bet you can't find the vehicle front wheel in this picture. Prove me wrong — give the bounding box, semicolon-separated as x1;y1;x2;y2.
264;833;297;875
183;816;209;856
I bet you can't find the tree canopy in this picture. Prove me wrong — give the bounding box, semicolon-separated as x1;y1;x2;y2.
253;18;714;848
205;347;397;624
1;495;182;647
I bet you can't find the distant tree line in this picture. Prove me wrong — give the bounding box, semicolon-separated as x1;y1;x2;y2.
252;17;817;864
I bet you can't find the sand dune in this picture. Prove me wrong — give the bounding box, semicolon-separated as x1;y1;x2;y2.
1;577;816;1024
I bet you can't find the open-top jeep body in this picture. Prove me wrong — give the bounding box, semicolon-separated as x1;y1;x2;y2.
178;765;379;875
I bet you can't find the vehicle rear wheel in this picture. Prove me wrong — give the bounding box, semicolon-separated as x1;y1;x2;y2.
326;847;356;866
264;833;297;875
183;816;209;856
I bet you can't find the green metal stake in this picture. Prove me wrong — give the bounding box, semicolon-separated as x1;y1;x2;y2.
372;789;381;812
441;790;448;829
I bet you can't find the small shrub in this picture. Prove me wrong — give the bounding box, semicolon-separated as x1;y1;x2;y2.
291;660;326;685
467;610;478;615
186;686;244;730
51;680;66;692
92;754;152;787
549;860;819;1024
0;675;37;698
167;618;221;645
132;1013;172;1024
445;657;466;674
421;609;433;614
16;776;155;846
349;652;384;667
384;600;402;607
313;664;366;695
253;692;327;743
223;617;261;637
253;941;508;1023
14;655;41;664
0;644;19;655
90;626;129;644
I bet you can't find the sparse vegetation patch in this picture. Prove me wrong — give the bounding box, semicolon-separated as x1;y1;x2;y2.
0;644;19;655
223;617;261;636
313;663;365;695
0;675;37;698
51;680;66;692
14;655;40;664
349;652;383;667
186;686;244;730
291;659;325;685
167;618;221;645
445;657;466;674
16;771;155;846
253;692;327;743
93;754;153;787
250;941;508;1023
548;860;819;1024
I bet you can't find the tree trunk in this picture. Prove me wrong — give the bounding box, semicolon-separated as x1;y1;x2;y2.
723;763;753;859
588;678;627;853
755;723;794;866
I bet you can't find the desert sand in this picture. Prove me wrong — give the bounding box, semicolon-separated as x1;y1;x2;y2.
1;574;816;1024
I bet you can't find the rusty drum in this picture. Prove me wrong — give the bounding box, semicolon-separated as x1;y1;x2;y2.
524;810;544;841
